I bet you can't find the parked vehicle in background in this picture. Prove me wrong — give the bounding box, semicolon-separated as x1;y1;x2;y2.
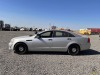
12;26;20;31
20;27;30;31
9;30;91;55
20;27;25;31
79;29;91;35
38;29;42;31
80;28;100;35
87;28;100;35
29;28;33;31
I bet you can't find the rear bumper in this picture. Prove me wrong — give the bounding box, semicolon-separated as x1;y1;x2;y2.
81;43;91;51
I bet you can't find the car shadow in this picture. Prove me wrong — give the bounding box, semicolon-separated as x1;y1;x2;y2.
78;49;100;56
25;49;100;56
26;51;67;55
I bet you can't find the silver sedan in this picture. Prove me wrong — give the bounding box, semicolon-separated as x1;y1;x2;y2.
9;30;91;55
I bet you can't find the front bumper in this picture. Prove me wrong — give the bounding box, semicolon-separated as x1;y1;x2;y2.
9;42;14;50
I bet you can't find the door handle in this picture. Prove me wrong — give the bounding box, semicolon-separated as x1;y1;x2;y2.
48;39;52;41
67;38;71;40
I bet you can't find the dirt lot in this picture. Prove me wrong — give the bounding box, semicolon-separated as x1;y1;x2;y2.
0;31;100;75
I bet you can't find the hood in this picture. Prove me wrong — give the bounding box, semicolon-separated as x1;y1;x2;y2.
13;35;36;40
14;36;31;39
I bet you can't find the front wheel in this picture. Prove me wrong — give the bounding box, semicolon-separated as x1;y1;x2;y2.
68;45;80;55
14;43;28;54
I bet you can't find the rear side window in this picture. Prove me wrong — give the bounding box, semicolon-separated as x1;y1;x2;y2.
54;31;75;37
41;31;53;38
55;31;63;37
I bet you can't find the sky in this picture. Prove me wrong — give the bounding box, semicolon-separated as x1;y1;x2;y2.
0;0;100;30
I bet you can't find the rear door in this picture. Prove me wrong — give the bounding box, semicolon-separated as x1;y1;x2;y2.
51;31;75;51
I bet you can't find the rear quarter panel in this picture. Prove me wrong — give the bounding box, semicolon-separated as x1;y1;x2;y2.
75;37;91;50
66;37;91;51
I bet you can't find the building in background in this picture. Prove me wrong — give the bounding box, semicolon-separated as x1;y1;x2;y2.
4;24;11;31
0;20;4;31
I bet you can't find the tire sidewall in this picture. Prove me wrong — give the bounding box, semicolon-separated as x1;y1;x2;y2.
68;45;80;55
14;43;27;54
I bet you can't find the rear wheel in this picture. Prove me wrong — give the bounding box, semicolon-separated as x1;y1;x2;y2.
68;45;80;55
14;43;28;54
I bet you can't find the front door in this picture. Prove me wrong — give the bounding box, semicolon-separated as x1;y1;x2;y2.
31;31;53;51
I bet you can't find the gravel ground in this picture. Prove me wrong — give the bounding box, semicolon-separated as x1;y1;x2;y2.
0;31;100;75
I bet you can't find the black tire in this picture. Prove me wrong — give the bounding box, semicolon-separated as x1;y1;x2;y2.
68;45;80;55
14;43;28;54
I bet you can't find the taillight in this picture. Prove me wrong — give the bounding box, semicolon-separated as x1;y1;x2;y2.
88;38;90;43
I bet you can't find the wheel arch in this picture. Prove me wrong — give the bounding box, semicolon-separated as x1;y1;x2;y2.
67;43;81;51
14;42;28;50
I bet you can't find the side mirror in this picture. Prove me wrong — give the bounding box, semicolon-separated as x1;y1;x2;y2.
37;34;41;38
